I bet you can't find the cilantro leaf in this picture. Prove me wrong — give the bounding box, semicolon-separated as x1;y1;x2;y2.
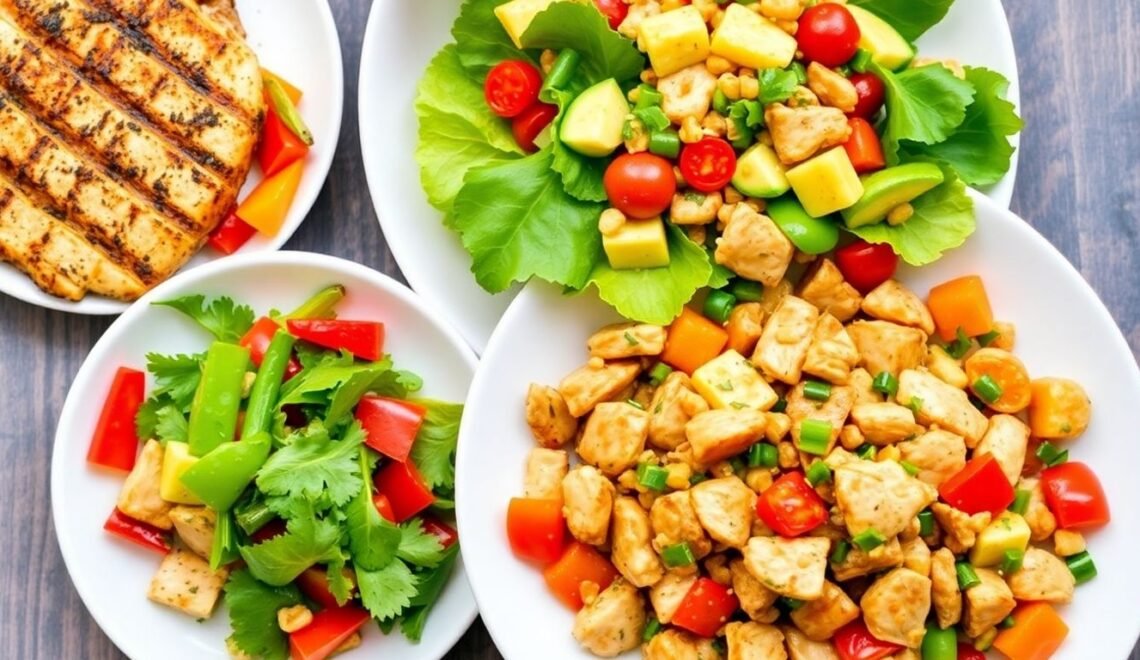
452;0;537;80
759;68;799;104
410;400;463;492
326;558;353;606
278;359;395;426
295;345;354;371
153;404;188;444
238;504;344;586
399;544;460;642
874;62;975;164
357;560;419;622
848;0;955;42
145;352;203;409
521;2;645;84
397;519;446;568
224;569;302;660
154;295;255;343
256;423;364;510
345;448;401;570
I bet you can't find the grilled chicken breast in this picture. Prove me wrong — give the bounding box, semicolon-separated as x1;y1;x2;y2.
0;0;263;301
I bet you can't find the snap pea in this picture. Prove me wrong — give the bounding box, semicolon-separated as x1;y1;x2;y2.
241;330;296;439
180;432;271;512
766;195;840;254
285;284;346;320
265;78;313;145
543;49;581;96
187;341;251;457
235;499;275;536
209;511;240;570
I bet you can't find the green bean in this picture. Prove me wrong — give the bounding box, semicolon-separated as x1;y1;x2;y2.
241;330;296;439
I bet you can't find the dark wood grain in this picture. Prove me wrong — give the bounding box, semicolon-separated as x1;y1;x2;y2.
0;0;1135;658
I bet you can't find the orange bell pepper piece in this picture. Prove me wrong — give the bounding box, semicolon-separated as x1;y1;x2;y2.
993;602;1069;660
236;159;304;237
542;542;619;610
506;498;565;565
926;275;994;341
843;117;886;174
661;307;728;374
260;67;302;105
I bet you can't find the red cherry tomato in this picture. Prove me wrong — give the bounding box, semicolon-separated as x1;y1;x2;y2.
956;644;987;660
755;472;829;537
512;102;558;152
834;239;899;294
797;3;861;67
678;138;736;193
484;60;543;118
593;0;628;30
1041;462;1111;529
603;152;676;219
848;72;886;120
833;621;903;660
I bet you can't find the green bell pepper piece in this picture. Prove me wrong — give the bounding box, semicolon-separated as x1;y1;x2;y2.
181;432;272;512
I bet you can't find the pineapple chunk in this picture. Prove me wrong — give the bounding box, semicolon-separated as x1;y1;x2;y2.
969;512;1031;567
637;6;711;77
711;4;798;70
160;441;202;505
494;0;584;48
603;217;671;270
785;147;864;218
692;350;779;411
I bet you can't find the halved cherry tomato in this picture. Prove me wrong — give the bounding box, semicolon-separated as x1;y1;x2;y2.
797;3;861;67
207;212;258;256
87;367;145;472
671;577;739;638
289;605;370;660
849;72;886;120
374;460;435;522
756;472;829;537
104;508;171;554
679;137;736;193
512;102;558;153
355;396;427;463
833;621;902;660
1040;461;1110;529
506;497;565;565
834;239;899;294
593;0;629;30
286;319;384;362
843;118;886;174
603;152;676;219
939;454;1016;515
484;60;543;118
543;542;619;609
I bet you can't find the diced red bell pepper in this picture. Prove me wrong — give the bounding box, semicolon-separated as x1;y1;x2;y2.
542;542;619;610
207;212;258;256
239;316;302;376
671;577;739;638
296;567;342;610
833;621;903;660
939;453;1015;515
506;497;565;565
756;472;829;537
88;367;146;472
355;396;427;462
259;107;309;178
103;508;171;554
286;319;385;362
373;460;435;522
372;493;397;522
289;605;370;660
1041;461;1111;529
421;516;459;548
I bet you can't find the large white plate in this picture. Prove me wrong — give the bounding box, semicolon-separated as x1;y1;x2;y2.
456;191;1140;659
52;252;477;660
1;0;344;315
360;0;1021;354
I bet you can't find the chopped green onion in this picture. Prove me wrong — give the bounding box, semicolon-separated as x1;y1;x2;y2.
789;61;807;84
797;419;833;455
624;331;639;346
634;83;663;109
945;327;972;359
729;457;746;476
780;596;805;611
978;329;1001;347
771;398;788;414
999;548;1024;575
918;510;935;537
956;562;981;590
633;106;670;132
729;279;764;303
806;461;832;486
1035;441;1069;467
907;396;924;415
803;380;832;402
636;463;669;492
748;442;778;468
264;79;313;145
855;444;877;460
642;618;662;642
1009;489;1031;515
661;542;696;568
649;363;673;386
704;289;737;324
872;371;898;397
648;129;681;158
621;118;636;141
1000;615;1016;629
712;88;730;115
689;472;708;486
899;460;920;477
850;48;873;73
973;374;1003;404
543;49;582;95
830;540;850;564
852;528;886;552
627;399;645;410
1067;551;1098;584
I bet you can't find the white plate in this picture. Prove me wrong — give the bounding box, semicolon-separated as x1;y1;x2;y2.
51;252;477;660
360;0;1021;354
1;0;345;315
456;191;1140;660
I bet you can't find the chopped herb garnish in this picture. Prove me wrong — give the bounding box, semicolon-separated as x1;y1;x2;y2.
978;329;1001;347
907;396;924;414
945;327;972;359
624;331;639;346
627;399;644;410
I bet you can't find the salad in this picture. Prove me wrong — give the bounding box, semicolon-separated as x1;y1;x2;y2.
416;0;1021;325
507;264;1108;659
87;287;462;660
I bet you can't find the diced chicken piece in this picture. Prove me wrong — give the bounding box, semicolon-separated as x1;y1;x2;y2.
1006;547;1075;604
764;103;851;165
643;629;722;660
650;572;699;625
617;0;662;39
752;296;820;384
929;548;962;628
743;536;830;600
900;537;931;577
806;62;858;112
1019;477;1058;542
169;506;216;559
897;430;967;488
572;578;646;657
789;580;860;641
847;322;927;379
577;402;649;476
649;371;711;450
650;491;713;558
803;313;861;385
925;345;968;390
117;439;173;530
786;382;855;455
931;503;991;554
782;626;841;660
525;384;579;448
559;360;642;417
896;370;988;447
715;205;795;287
658;64;718;124
833;460;937;539
685;409;767;465
832;537;904;582
1054;530;1086;557
726;303;766;356
849;402;923;446
690;477;756;548
672;191;724;225
562;466;615;546
731;558;780;621
975;415;1029;485
797;259;863;322
846;368;880;405
725;621;787;660
147;548;228;618
524;448;569;499
860;568;931;647
612;497;665;587
963;568;1016;638
861;281;936;335
277;604;314;633
588;323;668;359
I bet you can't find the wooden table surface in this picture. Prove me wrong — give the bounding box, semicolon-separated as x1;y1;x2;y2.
2;1;1137;658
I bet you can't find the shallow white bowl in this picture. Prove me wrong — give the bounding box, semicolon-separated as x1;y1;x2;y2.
359;0;1020;353
2;0;345;315
456;191;1140;660
52;252;476;660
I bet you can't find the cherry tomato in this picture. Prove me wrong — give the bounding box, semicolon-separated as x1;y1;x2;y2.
512;102;558;153
848;72;886;120
678;138;736;193
797;3;861;67
603;152;676;219
593;0;628;30
1041;462;1111;529
834;239;899;294
755;472;829;537
484;60;543;118
833;621;903;660
956;644;987;660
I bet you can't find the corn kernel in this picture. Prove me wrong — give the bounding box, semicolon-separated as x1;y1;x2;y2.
665;462;693;489
718;73;741;100
588;356;605;369
839;425;865;450
710;8;726;28
599;208;627;237
705;554;731;585
745;467;774;493
686;225;707;245
775;18;798;35
693;0;718;22
640;69;658;85
679;116;704;143
701;111;727;136
739;75;759;100
887;202;915;226
705;55;735;76
724;185;743;204
540;49;557;74
778;441;799;469
876;445;901;463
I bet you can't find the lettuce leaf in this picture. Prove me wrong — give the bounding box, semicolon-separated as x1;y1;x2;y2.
451;0;536;79
848;0;955;42
874;61;975;164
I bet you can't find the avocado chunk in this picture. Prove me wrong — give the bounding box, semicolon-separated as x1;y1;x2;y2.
731;144;789;199
560;79;630;158
847;5;915;71
841;163;945;229
766;196;840;255
160;441;203;505
603;216;671;270
785;147;864;218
